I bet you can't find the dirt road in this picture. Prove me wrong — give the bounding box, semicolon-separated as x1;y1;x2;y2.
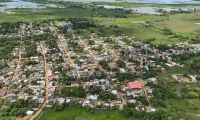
29;42;49;120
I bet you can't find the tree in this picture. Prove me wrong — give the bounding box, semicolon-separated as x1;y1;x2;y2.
121;107;133;118
99;60;110;71
99;91;116;101
116;59;126;68
152;82;175;99
53;104;66;111
146;108;185;120
88;86;102;94
61;87;86;98
116;72;137;82
162;28;173;35
191;59;200;73
146;109;169;120
121;107;145;118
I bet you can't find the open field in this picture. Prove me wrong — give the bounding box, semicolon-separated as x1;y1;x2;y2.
93;1;200;8
96;13;200;44
0;116;15;120
38;105;200;120
156;13;200;33
39;106;139;120
167;99;200;114
93;2;147;8
0;8;93;23
0;7;199;44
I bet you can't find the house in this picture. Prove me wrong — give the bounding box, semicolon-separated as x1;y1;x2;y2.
66;99;71;103
128;99;136;104
88;95;98;100
82;100;95;108
26;110;34;115
111;90;118;95
38;97;45;104
103;103;114;109
127;81;142;90
146;106;156;112
71;81;79;87
57;98;65;104
48;75;58;80
146;78;157;84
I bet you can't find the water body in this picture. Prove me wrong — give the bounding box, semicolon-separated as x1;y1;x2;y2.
64;0;200;4
125;0;199;4
97;5;124;9
0;0;56;9
62;0;117;2
0;0;199;9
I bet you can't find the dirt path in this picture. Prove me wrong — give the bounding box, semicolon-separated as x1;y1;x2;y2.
2;45;22;98
188;113;200;117
79;40;106;74
52;25;80;78
29;42;49;120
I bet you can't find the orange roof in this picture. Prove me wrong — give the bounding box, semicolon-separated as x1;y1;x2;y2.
48;75;58;79
127;81;142;89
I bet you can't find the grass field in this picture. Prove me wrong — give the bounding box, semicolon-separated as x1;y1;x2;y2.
156;13;200;33
96;13;200;44
39;106;139;120
167;99;200;113
0;7;199;45
0;116;15;120
93;1;200;8
39;105;200;120
0;8;94;23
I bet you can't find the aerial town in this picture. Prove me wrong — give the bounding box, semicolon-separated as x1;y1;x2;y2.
0;0;200;120
0;17;200;120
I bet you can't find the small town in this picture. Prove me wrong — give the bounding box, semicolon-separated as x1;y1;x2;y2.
0;18;200;120
1;0;200;120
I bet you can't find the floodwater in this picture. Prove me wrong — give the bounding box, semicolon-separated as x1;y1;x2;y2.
97;5;124;9
125;0;199;4
0;0;56;9
64;0;200;4
0;0;199;9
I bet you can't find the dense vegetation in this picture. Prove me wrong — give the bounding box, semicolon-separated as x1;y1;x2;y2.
0;99;38;117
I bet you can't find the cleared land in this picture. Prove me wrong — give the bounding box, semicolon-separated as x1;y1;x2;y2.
96;13;200;44
93;1;200;8
39;106;139;120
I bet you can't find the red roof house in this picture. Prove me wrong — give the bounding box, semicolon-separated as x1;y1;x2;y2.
48;75;58;79
5;76;12;81
127;81;142;90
